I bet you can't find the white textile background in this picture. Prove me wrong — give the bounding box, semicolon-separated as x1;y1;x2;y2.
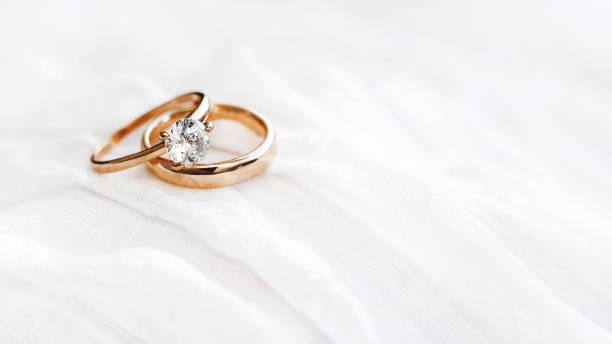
0;1;611;343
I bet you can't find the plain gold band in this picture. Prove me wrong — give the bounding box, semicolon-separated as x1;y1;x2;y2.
142;104;275;188
90;92;210;173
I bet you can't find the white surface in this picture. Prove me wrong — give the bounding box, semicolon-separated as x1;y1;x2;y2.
0;1;611;343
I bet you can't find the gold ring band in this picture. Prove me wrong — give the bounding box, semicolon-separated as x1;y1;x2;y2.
141;104;275;188
90;92;210;173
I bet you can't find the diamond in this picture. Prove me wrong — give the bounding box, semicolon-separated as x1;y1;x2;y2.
164;118;209;167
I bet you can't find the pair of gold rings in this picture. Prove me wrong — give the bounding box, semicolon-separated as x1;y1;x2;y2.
91;92;275;188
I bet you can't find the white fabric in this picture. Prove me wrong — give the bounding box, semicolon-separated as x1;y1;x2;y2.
1;1;611;343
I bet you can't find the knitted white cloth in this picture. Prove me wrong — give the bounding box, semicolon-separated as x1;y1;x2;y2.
0;1;611;343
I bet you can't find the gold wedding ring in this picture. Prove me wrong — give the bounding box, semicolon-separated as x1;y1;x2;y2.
91;92;211;173
142;104;275;188
91;92;275;188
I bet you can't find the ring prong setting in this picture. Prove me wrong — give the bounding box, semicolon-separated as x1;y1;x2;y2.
165;118;210;168
159;130;170;139
204;122;214;133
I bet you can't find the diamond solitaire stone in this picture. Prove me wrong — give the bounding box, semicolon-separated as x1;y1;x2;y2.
164;118;209;167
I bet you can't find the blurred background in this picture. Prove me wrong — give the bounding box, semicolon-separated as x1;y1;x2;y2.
0;1;611;343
